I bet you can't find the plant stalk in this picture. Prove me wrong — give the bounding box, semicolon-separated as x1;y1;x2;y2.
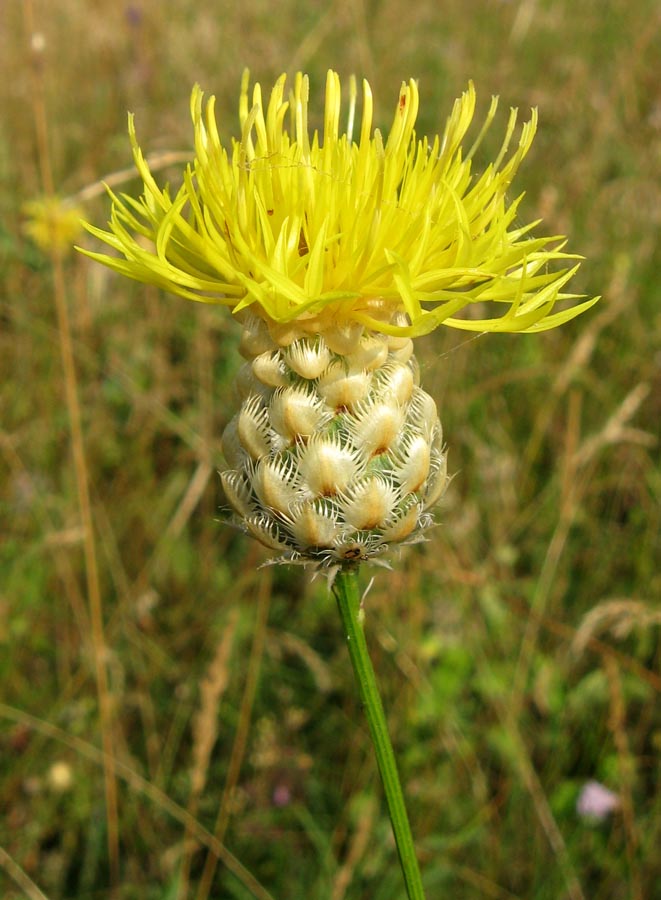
333;566;425;900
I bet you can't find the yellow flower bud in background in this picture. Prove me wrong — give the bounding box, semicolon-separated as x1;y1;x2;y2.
24;196;84;256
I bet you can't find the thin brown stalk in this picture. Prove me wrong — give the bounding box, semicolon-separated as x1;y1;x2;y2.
128;459;213;600
453;864;522;900
0;845;49;900
330;796;376;900
177;609;240;900
498;704;586;900
0;430;89;639
22;0;119;886
71;151;193;205
514;377;655;708
289;2;341;72
346;0;377;80
511;390;582;709
0;702;275;900
521;254;635;488
196;570;272;900
604;657;642;900
473;602;586;898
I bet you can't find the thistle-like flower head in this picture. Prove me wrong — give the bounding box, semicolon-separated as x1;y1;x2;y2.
78;71;598;567
79;70;596;337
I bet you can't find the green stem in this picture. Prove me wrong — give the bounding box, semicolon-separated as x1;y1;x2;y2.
332;565;426;900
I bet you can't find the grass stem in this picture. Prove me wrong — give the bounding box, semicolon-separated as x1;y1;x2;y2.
22;0;119;886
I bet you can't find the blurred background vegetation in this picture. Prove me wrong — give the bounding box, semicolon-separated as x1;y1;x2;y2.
1;0;660;897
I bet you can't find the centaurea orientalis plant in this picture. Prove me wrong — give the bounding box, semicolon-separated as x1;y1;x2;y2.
79;69;597;898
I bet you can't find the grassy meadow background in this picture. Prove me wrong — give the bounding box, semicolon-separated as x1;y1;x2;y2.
1;0;660;897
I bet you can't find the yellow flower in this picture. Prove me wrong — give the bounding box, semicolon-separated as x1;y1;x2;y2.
79;70;596;337
24;196;84;255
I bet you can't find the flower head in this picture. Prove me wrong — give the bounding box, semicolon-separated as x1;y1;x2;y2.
576;780;620;822
25;196;84;255
79;70;596;337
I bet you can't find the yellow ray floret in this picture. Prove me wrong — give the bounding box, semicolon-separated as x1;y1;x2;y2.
78;70;597;336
